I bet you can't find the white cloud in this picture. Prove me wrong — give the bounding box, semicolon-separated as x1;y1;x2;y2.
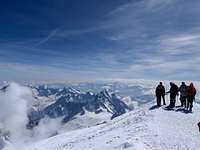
0;83;64;150
1;0;200;81
35;28;60;46
0;83;33;149
103;0;177;41
158;32;200;54
92;0;200;80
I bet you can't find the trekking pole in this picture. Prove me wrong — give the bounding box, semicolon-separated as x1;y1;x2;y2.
165;92;168;105
166;93;168;105
194;97;196;104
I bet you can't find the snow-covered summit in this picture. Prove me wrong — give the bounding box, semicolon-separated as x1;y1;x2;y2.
23;102;200;150
2;80;200;150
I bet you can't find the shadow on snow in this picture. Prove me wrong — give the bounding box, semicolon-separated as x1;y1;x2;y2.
149;105;160;110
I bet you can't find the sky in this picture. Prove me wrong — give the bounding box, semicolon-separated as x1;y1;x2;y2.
0;0;200;83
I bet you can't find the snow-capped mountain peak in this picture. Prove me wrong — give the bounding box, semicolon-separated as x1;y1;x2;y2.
27;85;131;128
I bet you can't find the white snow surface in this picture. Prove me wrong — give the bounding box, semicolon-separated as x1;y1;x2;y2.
22;102;200;150
60;110;111;131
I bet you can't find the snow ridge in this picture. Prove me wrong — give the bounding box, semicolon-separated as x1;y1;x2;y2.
23;102;200;150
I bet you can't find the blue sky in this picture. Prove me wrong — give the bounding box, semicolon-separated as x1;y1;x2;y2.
0;0;200;82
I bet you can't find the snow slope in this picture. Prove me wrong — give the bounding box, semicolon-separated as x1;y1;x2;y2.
21;102;200;150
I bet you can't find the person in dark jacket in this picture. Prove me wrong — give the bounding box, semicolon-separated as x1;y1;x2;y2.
166;82;179;108
155;82;166;107
186;83;196;112
197;121;200;132
179;82;187;108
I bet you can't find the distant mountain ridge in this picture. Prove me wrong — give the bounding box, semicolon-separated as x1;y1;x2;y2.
24;85;131;128
0;83;153;130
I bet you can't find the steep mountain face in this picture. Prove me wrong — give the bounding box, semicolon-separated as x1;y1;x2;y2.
0;85;9;92
35;85;59;97
28;85;131;127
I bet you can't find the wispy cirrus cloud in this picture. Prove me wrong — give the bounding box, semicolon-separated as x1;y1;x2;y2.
1;0;200;82
117;32;200;80
89;0;200;80
158;32;200;54
34;28;60;46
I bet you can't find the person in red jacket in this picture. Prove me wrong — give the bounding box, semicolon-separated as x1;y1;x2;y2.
186;83;196;112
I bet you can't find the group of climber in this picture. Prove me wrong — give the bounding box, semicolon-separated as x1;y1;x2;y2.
155;82;196;112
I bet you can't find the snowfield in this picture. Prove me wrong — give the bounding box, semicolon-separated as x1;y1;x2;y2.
22;102;200;150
